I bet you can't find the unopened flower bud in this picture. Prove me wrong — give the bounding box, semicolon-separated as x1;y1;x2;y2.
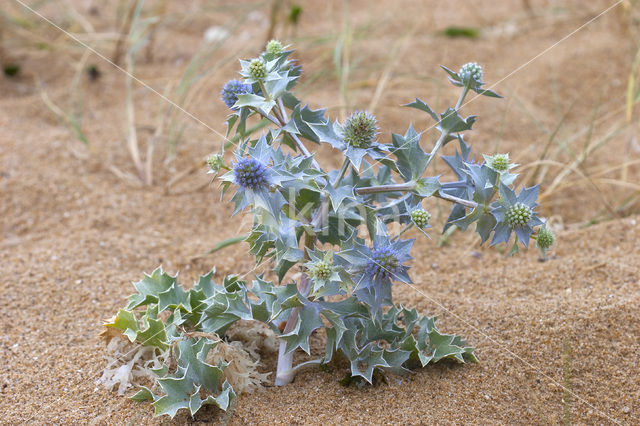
459;62;483;82
248;59;267;80
266;40;284;56
207;153;224;173
411;209;431;228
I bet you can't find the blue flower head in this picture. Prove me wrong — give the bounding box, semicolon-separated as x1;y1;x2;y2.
337;236;413;314
233;157;270;190
221;79;252;109
366;245;401;280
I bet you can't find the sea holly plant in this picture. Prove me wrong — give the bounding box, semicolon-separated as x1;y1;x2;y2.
101;42;555;418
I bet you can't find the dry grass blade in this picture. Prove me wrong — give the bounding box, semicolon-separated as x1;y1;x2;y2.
367;22;418;114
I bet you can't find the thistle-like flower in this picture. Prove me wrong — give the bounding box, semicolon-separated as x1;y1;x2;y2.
459;62;483;82
486;153;509;172
207;153;225;173
536;225;555;258
266;39;284;56
343;111;378;149
505;202;532;227
366;245;401;280
411;209;431;228
221;80;252;109
491;184;543;248
232;157;270;190
310;261;332;280
248;59;267;80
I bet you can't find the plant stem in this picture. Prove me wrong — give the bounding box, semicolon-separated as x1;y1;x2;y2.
274;306;298;386
252;106;320;169
455;86;469;111
290;358;323;375
275;239;314;386
421;85;470;174
277;98;289;121
435;192;477;208
392;222;414;241
355;182;477;209
355;182;415;195
333;158;350;186
259;80;271;102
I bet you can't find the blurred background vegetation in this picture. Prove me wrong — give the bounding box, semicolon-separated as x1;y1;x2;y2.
1;0;639;228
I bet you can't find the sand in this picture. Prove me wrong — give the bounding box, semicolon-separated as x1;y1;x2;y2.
1;0;639;424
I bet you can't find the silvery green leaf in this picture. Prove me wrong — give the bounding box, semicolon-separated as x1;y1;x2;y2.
130;386;156;402
441;135;473;180
126;267;177;309
440;65;463;86
201;380;236;412
382;348;412;375
151;338;235;418
136;317;169;349
346;342;390;384
376;194;419;225
426;328;474;363
391;125;429;181
476;88;502;98
234;93;276;115
452;205;482;232
199;289;252;335
321;310;348;348
476;210;497;243
280;302;324;354
158;282;191;313
323;326;337;363
507;238;521;256
413;176;441;198
325;182;355;210
439;107;476;134
152;374;194;418
262;282;302;321
343;145;368;169
225;114;238;139
288;104;342;147
263;72;296;99
281;91;301;110
404;98;438;122
179;339;226;391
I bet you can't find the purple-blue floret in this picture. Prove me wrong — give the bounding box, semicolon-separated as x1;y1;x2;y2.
366;245;401;280
233;157;270;190
221;80;252;109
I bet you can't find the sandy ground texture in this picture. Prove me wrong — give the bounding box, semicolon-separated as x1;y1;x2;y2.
1;0;640;424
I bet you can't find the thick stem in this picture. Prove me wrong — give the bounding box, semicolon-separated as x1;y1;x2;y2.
421;85;470;174
455;86;469;111
274;306;299;386
355;182;477;209
435;191;478;209
259;80;271;102
333;158;350;187
274;243;314;386
355;182;415;195
277;98;289;122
